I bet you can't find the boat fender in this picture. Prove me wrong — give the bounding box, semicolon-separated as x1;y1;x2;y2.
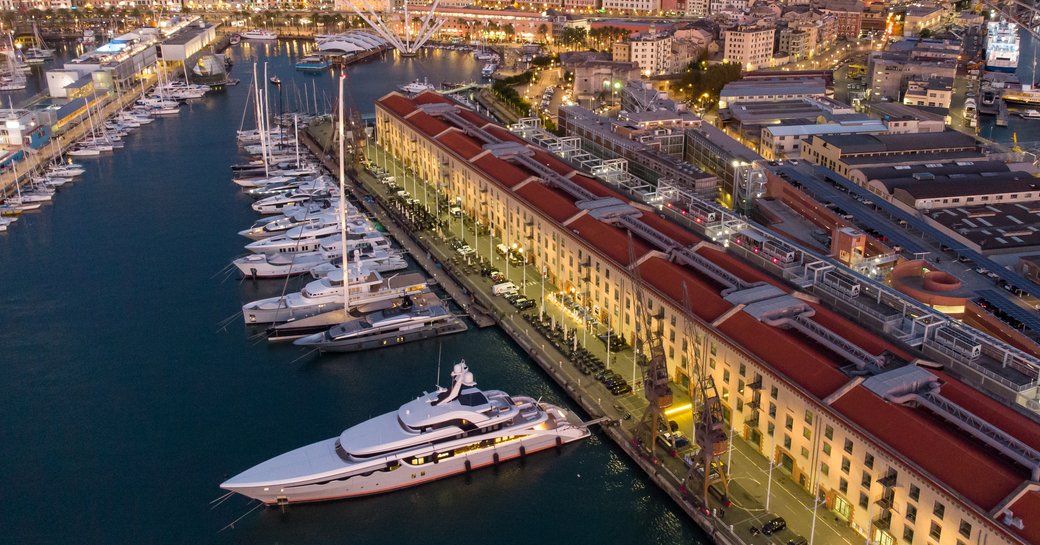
555;436;563;448
519;446;526;458
492;453;500;465
464;460;472;472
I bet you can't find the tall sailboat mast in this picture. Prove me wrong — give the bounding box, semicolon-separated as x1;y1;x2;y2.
338;70;350;312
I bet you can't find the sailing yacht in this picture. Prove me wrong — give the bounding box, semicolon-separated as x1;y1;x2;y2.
220;362;590;504
241;266;429;324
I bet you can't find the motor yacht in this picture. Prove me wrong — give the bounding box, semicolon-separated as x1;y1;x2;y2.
1020;109;1040;119
245;228;389;255
220;362;589;504
251;188;335;214
242;266;428;324
309;249;408;277
242;29;279;40
294;300;466;352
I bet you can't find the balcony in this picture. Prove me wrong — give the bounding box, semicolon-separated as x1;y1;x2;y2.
748;377;763;390
876;473;898;488
874;496;893;511
873;512;892;532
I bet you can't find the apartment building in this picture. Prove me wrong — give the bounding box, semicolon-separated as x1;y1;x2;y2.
612;28;674;75
902;76;953;109
723;25;776;70
820;0;864;38
601;0;660;13
375;90;1040;545
867;39;959;101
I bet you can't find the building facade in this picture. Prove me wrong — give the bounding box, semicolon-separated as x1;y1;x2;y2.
723;25;776;70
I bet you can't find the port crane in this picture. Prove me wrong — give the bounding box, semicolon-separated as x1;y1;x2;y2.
678;283;730;508
627;233;673;461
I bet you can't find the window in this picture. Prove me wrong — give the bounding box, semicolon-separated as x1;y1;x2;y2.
768;422;775;435
821;462;830;476
929;522;941;540
803;427;812;440
801;446;810;459
934;501;945;519
739;362;746;376
840;478;849;494
825;425;833;440
864;453;874;469
784;435;792;449
909;484;920;502
723;369;730;383
770;385;778;399
785;415;794;431
769;403;777;418
907;504;917;523
844;438;854;454
903;527;914;543
862;471;872;488
959;521;972;539
859;492;869;509
823;442;832;455
841;457;851;473
804;410;814;425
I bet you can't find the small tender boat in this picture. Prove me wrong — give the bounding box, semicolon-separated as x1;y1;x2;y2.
269;75;282;85
295;56;331;72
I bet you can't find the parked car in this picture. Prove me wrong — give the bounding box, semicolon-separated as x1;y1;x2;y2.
762;517;787;535
492;282;519;296
457;245;476;256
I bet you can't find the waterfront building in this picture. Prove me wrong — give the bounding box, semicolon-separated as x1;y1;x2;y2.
159;21;219;63
601;0;660;13
721;96;868;151
722;25;776;70
901;76;953;110
866;39;959;101
47;31;158;97
374;90;1040;545
0;109;49;167
867;102;945;134
759;120;887;160
801;131;982;180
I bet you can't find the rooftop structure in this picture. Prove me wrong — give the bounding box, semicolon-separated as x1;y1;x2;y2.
376;89;1040;545
801;131;984;179
719;77;828;109
928;203;1040;255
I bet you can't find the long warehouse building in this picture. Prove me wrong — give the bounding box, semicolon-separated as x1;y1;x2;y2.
374;90;1040;545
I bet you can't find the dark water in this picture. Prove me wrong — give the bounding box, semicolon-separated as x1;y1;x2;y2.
0;41;707;545
980;29;1040;143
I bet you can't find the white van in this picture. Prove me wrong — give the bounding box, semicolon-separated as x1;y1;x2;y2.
492;282;519;296
496;243;509;256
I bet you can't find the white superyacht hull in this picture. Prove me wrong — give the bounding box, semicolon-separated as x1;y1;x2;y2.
222;419;586;505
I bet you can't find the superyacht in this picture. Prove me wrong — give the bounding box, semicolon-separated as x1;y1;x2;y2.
293;300;467;352
220;362;589;504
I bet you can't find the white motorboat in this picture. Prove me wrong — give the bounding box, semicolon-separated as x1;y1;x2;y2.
239;209;339;240
399;78;436;94
309;249;409;277
242;29;279;40
67;146;102;157
234;250;338;279
251;188;334;214
242;266;428;324
1020;109;1040;119
294;300;466;352
48;165;84;177
244;229;389;256
220;362;589;504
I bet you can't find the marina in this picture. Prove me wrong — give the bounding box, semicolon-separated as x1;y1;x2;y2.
0;40;707;544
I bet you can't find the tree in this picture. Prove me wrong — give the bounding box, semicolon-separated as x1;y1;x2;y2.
561;26;587;49
919;27;933;39
536;23;549;43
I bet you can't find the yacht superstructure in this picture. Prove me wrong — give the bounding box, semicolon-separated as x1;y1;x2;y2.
986;20;1020;73
220;362;589;504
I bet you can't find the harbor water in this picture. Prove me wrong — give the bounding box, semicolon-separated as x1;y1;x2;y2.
0;41;708;544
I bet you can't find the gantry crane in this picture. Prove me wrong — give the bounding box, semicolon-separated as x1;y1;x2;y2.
627;233;673;461
678;283;730;507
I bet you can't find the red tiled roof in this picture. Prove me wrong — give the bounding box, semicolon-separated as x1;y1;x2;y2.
1004;490;1040;545
717;312;851;399
515;183;581;223
569;214;651;267
932;370;1040;452
831;386;1029;511
436;129;485;161
411;91;453;105
377;93;417;117
483;125;527;144
530;148;576;176
696;246;785;288
568;173;627;199
639;257;732;323
637;212;702;247
808;304;912;360
456;109;491;127
406;111;451;138
472;155;531;188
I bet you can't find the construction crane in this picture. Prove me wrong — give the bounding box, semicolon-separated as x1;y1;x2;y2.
679;282;730;508
627;232;673;461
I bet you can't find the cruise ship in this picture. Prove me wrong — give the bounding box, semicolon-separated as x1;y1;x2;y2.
986;20;1020;73
220;362;590;504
